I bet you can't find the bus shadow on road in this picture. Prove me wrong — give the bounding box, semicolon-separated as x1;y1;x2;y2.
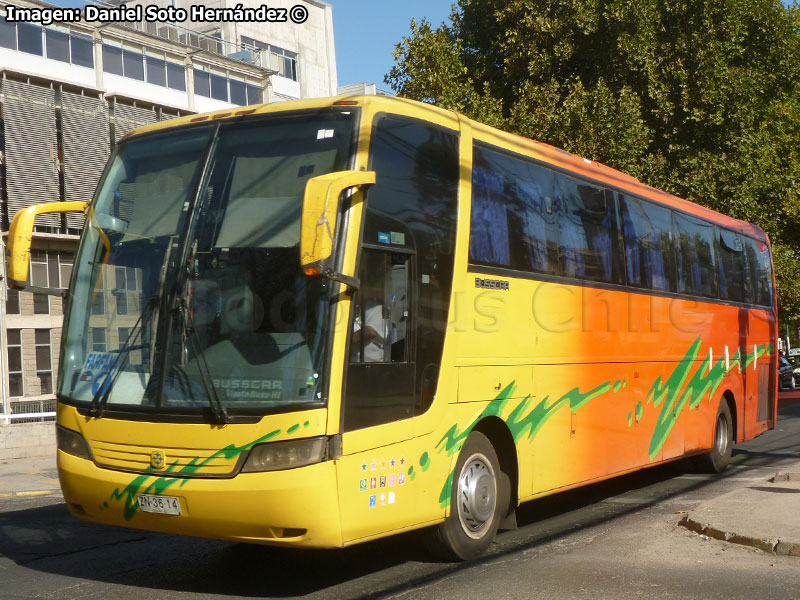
1;402;798;597
0;461;782;598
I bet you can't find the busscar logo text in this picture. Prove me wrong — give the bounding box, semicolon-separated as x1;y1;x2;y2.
475;277;509;290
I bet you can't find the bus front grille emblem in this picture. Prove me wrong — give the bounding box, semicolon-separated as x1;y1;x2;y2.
150;450;166;470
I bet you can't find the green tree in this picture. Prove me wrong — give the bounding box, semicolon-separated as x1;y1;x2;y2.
387;0;800;335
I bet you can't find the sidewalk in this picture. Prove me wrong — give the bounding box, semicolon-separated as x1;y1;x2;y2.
680;461;800;557
0;454;61;499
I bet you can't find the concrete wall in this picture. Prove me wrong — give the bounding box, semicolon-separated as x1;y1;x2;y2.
0;423;55;461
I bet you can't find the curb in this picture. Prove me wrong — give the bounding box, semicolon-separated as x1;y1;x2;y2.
0;490;62;499
679;515;800;557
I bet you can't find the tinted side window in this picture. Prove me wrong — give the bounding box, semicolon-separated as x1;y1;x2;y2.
717;229;748;303
470;159;510;266
472;147;557;275
554;175;623;284
470;146;624;284
620;195;676;292
673;212;717;298
745;237;773;307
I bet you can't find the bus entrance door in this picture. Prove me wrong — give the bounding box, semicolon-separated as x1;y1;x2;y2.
337;248;420;541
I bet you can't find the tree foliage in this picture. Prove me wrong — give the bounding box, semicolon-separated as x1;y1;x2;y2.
387;0;800;335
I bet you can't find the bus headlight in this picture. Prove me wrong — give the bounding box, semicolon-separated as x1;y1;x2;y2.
241;437;327;473
56;426;93;461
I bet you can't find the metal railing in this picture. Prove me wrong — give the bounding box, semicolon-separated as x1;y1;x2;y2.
2;398;57;425
87;0;269;68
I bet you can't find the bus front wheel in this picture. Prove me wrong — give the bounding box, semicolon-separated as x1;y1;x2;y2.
695;401;733;474
425;431;502;560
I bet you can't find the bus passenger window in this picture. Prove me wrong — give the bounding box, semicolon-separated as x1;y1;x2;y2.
469;165;510;266
620;195;676;292
718;229;747;303
673;213;718;298
745;238;773;307
554;177;623;284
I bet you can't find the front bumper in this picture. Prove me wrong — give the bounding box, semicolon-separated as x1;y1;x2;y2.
58;449;343;548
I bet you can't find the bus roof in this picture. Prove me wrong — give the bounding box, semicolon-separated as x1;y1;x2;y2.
130;95;768;242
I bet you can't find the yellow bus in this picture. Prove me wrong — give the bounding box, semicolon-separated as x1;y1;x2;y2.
8;95;777;560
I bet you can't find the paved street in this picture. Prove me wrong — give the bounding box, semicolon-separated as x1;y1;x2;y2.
1;395;799;599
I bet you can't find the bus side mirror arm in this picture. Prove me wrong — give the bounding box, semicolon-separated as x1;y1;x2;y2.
299;170;376;290
7;201;89;293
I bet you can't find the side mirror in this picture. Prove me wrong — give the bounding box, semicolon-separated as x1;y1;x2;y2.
299;170;376;288
7;201;89;295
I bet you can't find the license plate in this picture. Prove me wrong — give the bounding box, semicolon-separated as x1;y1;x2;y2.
137;494;182;515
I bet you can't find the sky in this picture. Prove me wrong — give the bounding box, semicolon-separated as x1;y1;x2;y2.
329;1;454;90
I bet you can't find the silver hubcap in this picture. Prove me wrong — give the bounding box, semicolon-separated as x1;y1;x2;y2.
715;413;729;456
456;453;497;539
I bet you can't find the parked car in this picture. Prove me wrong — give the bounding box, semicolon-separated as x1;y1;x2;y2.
787;355;800;386
779;356;796;391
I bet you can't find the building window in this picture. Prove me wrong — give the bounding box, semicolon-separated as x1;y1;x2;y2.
92;327;106;352
122;48;144;80
18;22;43;56
70;32;93;68
59;252;74;288
6;289;20;315
166;61;185;91
45;29;70;63
0;18;16;50
91;289;105;315
116;291;128;315
229;79;246;105
115;266;140;315
35;329;52;395
246;84;261;105
194;68;210;97
146;55;167;87
7;329;22;398
103;44;123;76
30;250;48;288
33;294;49;314
241;37;298;81
210;72;228;101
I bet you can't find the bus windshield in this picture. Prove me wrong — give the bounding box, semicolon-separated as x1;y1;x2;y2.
58;110;356;419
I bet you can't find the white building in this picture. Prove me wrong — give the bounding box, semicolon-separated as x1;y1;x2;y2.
0;0;338;457
121;0;337;101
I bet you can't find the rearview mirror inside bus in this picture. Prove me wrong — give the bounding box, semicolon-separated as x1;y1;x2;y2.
6;201;89;296
299;170;376;288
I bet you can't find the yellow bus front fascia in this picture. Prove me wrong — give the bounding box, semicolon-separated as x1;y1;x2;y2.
57;404;344;547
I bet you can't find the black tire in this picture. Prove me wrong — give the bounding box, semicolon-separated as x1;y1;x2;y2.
425;431;503;561
791;377;797;391
695;400;733;474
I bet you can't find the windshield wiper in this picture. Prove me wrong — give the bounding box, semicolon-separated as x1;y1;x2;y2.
89;295;156;417
177;298;229;424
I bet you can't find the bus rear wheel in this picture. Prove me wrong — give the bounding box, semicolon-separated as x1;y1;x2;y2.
425;431;502;561
695;401;733;474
